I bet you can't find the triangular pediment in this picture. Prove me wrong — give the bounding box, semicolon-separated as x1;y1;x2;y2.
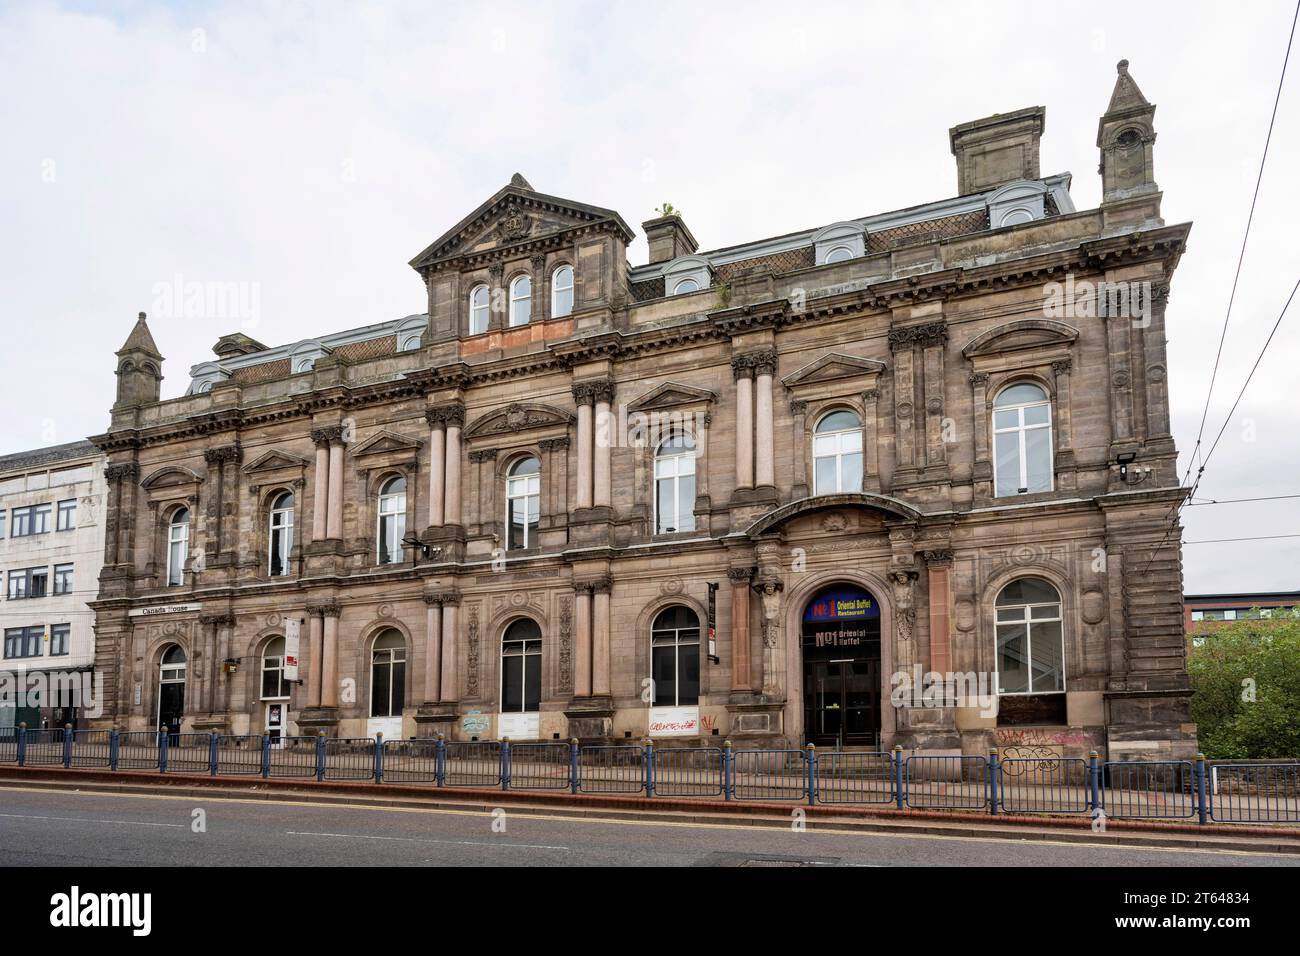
627;381;716;412
350;429;424;458
242;450;309;475
782;353;885;388
409;179;633;270
962;319;1078;358
465;402;574;440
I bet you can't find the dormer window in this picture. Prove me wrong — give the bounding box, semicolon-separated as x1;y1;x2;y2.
509;275;532;327
824;245;855;264
470;284;490;335
551;265;574;318
673;278;700;295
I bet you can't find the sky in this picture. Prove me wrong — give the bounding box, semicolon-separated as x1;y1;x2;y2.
0;0;1297;593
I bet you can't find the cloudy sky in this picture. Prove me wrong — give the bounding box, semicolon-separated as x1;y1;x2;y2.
1;0;1296;593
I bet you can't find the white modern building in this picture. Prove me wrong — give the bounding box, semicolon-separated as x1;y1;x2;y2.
0;441;106;729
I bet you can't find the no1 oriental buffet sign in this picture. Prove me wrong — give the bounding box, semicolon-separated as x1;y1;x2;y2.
802;587;878;649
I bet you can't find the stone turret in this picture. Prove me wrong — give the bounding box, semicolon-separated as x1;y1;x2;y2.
1098;59;1159;202
113;312;163;408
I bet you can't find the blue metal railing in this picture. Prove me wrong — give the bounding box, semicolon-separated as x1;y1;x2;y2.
7;724;1295;826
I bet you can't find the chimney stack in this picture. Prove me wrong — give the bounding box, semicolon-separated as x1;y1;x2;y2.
949;106;1046;195
642;214;698;265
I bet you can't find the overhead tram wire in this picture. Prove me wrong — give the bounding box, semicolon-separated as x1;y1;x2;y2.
1142;276;1300;572
1183;0;1300;488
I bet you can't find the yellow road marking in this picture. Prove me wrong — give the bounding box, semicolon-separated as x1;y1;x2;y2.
0;784;1293;859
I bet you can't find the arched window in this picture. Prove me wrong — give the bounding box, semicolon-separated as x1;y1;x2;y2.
399;333;422;352
551;265;574;318
506;456;540;551
376;476;406;565
995;577;1064;695
370;630;406;718
268;491;294;577
261;636;290;699
813;409;863;494
469;284;490;335
651;606;700;706
672;277;700;295
166;507;190;587
501;619;542;715
824;245;854;264
654;433;696;534
993;383;1053;497
509;275;531;327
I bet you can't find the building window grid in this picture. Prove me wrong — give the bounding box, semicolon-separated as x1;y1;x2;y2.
12;503;51;537
3;626;43;659
469;284;490;335
370;632;406;718
509;275;532;327
56;498;77;531
261;636;291;700
813;410;864;495
994;579;1065;695
505;456;540;551
167;508;189;587
654;435;696;535
651;607;701;707
268;492;294;577
376;477;407;566
551;265;574;318
7;567;48;600
50;623;70;656
992;383;1054;497
501;620;542;714
52;563;73;595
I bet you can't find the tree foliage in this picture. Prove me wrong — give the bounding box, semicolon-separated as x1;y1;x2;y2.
1188;609;1300;759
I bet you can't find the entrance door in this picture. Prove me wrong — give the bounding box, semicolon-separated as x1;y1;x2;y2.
156;644;187;737
805;659;880;748
265;702;286;744
801;584;882;749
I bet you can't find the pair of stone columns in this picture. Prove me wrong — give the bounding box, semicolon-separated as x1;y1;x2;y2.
310;425;346;541
571;380;614;509
426;405;466;527
572;578;612;698
305;603;341;708
422;592;461;703
731;349;777;491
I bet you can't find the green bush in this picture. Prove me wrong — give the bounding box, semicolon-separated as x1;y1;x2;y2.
1188;609;1300;759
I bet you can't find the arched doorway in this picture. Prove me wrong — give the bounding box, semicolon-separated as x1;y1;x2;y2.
801;583;881;748
157;644;187;736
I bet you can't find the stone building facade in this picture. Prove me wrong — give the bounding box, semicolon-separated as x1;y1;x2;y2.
90;62;1196;760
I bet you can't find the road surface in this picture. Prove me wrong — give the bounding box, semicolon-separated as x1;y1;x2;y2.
0;785;1294;867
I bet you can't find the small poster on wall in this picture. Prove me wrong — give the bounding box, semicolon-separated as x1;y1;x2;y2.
283;618;301;681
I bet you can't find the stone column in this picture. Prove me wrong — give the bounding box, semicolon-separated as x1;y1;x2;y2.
593;381;614;508
862;388;881;491
326;438;344;539
440;595;460;703
889;331;917;473
311;439;329;542
443;405;464;526
320;605;340;708
969;372;991;483
216;616;233;712
307;612;323;708
921;329;948;467
729;567;753;693
696;412;711;499
732;357;754;490
754;350;776;489
591;577;612;698
573;385;594;508
925;551;953;675
427;413;445;527
574;585;593;697
1052;359;1074;453
423;595;442;703
788;400;808;498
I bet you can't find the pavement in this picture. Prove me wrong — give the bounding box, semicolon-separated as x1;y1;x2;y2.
1;780;1297;867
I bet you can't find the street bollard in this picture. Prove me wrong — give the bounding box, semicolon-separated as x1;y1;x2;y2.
437;734;447;788
374;733;384;784
316;732;327;782
1088;751;1101;813
894;745;905;810
501;738;511;791
644;738;655;797
722;739;734;800
569;737;580;795
806;743;817;806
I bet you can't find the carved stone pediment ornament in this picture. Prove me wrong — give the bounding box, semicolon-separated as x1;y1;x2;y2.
465;402;573;438
494;200;533;242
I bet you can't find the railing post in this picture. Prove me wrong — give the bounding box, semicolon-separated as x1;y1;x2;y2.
501;738;511;791
1195;753;1209;825
722;739;733;801
374;733;384;784
207;733;217;776
158;730;168;774
16;723;26;767
806;743;817;806
893;744;905;810
988;748;999;815
261;735;271;778
316;732;326;782
63;724;73;768
109;730;119;771
1088;750;1101;813
644;738;654;797
436;734;447;788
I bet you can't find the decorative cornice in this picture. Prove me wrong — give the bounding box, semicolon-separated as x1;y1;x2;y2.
203;443;242;465
888;321;948;352
727;567;754;584
571;379;615;405
104;462;139;482
310;426;345;447
426;403;466;428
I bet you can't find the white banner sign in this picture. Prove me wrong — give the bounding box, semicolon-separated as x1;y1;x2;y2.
284;618;301;681
649;706;700;737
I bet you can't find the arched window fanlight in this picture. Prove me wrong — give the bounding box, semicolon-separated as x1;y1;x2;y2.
654;434;696;534
167;508;190;587
813;410;863;494
506;456;540;551
376;476;407;565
